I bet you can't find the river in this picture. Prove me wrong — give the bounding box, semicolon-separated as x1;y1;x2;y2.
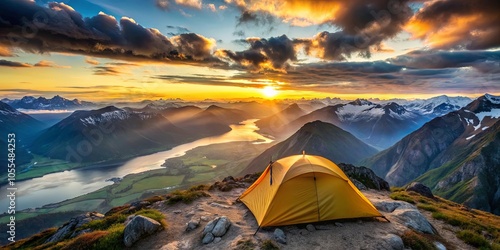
0;119;272;212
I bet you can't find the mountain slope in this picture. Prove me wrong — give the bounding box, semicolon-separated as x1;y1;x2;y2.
30;106;190;163
255;103;306;136
241;120;378;174
0;101;46;171
278;100;426;149
363;94;500;214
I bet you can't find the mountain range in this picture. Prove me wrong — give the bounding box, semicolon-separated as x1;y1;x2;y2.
2;95;95;110
364;94;500;214
242;120;378;175
30;105;249;163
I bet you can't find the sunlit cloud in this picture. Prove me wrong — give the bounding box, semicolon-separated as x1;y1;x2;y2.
85;57;100;65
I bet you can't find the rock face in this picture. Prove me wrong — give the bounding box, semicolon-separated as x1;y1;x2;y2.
201;216;232;244
338;163;390;191
373;200;435;234
186;218;200;232
123;215;162;247
406;182;434;198
45;212;104;243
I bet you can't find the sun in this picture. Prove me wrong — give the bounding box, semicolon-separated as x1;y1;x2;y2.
262;86;278;98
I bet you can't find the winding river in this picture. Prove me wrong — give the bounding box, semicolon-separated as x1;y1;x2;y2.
0;119;272;212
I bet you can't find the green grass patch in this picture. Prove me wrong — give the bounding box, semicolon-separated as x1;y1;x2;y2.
401;230;437;250
417;204;438;212
389;192;415;204
91;224;125;250
81;213;128;231
457;230;490;248
166;185;210;204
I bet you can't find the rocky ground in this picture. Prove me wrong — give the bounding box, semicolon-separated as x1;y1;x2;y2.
131;187;474;250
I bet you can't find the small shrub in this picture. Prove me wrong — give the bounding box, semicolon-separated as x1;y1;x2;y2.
390;192;415;204
417;204;438;212
401;230;436;250
92;224;125;250
390;187;405;192
457;230;490;248
236;239;256;250
166;189;210;204
189;184;208;191
261;239;280;250
60;230;108;250
143;195;164;203
81;213;127;231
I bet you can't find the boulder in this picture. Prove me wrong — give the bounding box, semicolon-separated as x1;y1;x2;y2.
123;215;162;247
202;216;232;244
382;234;404;250
406;182;434;198
186;218;200;232
202;233;215;244
373;200;415;213
392;209;435;234
274;228;286;244
306;224;316;232
212;216;231;237
45;212;104;243
338;163;390;191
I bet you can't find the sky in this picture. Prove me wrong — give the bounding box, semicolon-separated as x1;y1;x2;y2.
0;0;499;101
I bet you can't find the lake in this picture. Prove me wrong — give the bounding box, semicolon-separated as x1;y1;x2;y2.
0;119;272;212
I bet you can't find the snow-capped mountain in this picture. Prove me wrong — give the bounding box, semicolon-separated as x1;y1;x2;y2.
4;95;95;110
265;99;427;149
402;95;472;117
364;94;500;214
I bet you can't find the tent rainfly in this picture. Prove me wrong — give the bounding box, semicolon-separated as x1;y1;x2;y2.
239;154;383;227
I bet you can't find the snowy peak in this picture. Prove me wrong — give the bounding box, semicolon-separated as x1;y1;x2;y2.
75;106;156;126
484;93;500;105
349;99;374;106
5;95;95;110
403;95;471;117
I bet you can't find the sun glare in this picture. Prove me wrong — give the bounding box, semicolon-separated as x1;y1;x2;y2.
262;86;278;98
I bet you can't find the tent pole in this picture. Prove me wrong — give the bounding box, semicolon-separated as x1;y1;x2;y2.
382;216;390;223
253;226;261;236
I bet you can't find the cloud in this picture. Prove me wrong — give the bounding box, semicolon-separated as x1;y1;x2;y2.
85;57;100;65
153;50;499;95
388;50;500;72
0;59;31;67
207;4;216;12
406;0;500;50
166;25;191;36
156;0;170;11
0;0;221;67
0;46;14;57
216;35;296;71
0;59;70;68
175;0;202;10
91;62;139;76
34;60;71;68
219;5;228;10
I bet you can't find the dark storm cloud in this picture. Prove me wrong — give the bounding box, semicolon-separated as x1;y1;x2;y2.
0;59;31;67
389;50;500;74
216;35;296;71
166;25;191;36
0;0;220;66
408;0;500;50
236;11;276;27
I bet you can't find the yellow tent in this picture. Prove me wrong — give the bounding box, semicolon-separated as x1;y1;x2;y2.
239;154;382;227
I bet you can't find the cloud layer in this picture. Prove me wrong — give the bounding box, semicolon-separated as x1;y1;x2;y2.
0;0;219;66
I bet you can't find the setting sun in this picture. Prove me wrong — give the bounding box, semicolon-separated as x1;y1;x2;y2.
262;86;278;98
